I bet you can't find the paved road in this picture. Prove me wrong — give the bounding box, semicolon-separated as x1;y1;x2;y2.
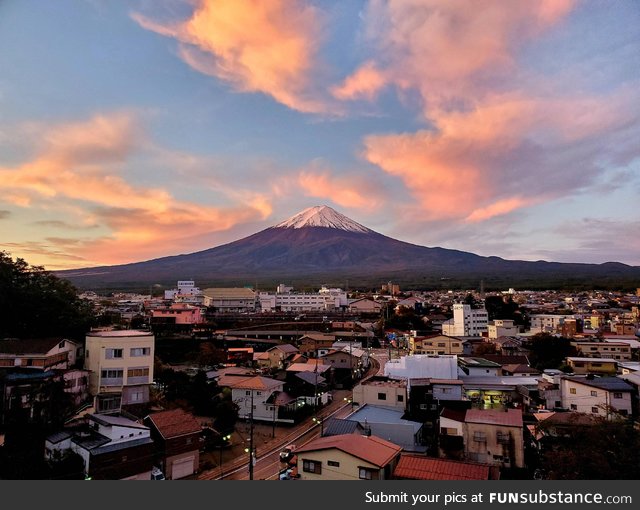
198;355;381;480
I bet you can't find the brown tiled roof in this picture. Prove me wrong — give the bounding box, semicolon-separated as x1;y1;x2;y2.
465;408;523;427
394;454;490;480
295;434;401;467
0;338;72;355
146;409;201;439
502;364;539;374
227;375;283;391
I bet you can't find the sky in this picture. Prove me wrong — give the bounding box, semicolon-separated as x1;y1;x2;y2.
0;0;639;270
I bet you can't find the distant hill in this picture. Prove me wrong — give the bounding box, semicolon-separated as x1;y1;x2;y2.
56;205;640;291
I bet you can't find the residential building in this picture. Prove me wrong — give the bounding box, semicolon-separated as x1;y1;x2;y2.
560;376;633;419
45;413;154;480
265;344;299;369
0;337;81;370
409;334;464;356
84;330;155;413
202;287;257;312
322;418;365;437
458;357;502;377
442;304;488;337
529;314;575;334
348;298;383;313
439;408;525;469
352;376;407;411
145;409;202;480
393;454;496;480
297;333;336;358
565;357;617;375
346;404;426;452
151;303;204;325
226;375;286;423
164;280;202;300
295;434;402;480
487;320;519;339
572;341;632;361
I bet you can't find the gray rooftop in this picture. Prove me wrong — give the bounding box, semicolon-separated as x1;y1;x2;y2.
323;418;362;437
563;376;634;392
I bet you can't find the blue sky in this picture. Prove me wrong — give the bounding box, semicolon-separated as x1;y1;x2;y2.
0;0;639;270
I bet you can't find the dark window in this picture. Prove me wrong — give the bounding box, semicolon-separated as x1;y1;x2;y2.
359;467;379;480
397;395;404;402
303;459;322;474
377;392;387;401
328;460;340;467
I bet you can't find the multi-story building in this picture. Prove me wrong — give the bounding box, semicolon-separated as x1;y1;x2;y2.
84;330;155;413
352;376;407;410
163;280;202;300
572;342;632;361
565;357;617;375
487;320;519;339
202;287;257;312
0;338;81;370
151;303;204;325
529;314;575;334
442;304;488;337
259;285;347;312
560;376;633;419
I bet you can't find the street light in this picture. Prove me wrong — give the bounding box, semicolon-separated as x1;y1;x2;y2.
343;396;354;411
312;416;324;436
219;433;231;479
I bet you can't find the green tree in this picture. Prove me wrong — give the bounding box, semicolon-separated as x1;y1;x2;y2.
0;252;94;340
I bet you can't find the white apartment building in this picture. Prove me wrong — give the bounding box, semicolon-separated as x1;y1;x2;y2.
442;304;489;337
85;330;155;413
487;319;519;339
164;280;201;300
259;285;348;312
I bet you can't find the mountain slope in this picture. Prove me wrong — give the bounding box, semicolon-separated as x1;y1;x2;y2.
57;205;640;290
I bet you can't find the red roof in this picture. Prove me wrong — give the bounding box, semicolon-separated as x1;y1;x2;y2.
146;409;201;439
465;408;523;427
394;455;491;480
295;434;401;467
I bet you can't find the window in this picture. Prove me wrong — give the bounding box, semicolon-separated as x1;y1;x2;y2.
328;460;340;467
590;390;597;397
377;392;387;401
127;367;149;378
397;395;404;402
130;347;150;357
591;407;599;414
302;459;322;474
570;404;577;410
246;391;251;396
101;369;123;379
105;348;123;359
58;340;65;348
359;467;379;480
613;392;623;399
570;388;576;394
473;431;486;442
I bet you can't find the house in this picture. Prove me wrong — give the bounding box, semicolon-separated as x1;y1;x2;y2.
501;364;540;377
151;303;204;325
560;376;633;419
297;333;336;358
322;418;365;437
0;337;81;370
528;411;601;450
458;357;502;377
439;408;525;469
84;330;155;413
265;344;299;369
352;376;407;410
393;454;497;480
320;349;362;387
406;378;466;424
145;409;202;479
565;357;617;375
346;404;426;452
295;433;402;480
45;413;154;480
409;334;464;356
226;375;285;423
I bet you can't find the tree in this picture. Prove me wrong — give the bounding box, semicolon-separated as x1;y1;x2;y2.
525;333;576;371
0;252;94;341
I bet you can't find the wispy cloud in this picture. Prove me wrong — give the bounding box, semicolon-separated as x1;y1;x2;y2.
0;210;10;220
0;112;272;266
132;0;328;113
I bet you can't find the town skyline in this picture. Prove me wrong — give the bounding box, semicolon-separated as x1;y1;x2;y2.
1;0;639;270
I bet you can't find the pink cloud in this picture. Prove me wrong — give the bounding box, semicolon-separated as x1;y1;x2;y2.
297;169;384;211
331;61;387;101
133;0;326;113
0;113;272;266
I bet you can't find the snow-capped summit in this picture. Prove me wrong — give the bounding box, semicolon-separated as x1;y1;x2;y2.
274;205;373;234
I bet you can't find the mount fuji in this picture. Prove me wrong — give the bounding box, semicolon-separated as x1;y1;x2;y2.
57;205;640;290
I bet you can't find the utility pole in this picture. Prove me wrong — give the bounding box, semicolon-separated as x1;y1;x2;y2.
249;389;254;480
